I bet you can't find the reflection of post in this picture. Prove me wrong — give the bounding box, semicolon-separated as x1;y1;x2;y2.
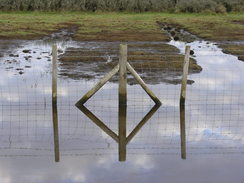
52;45;60;162
179;46;190;160
180;103;186;159
180;46;190;105
119;44;127;161
77;104;161;161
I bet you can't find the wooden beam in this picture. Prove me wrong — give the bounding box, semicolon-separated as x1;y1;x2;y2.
118;44;127;161
179;45;190;160
75;64;119;106
119;44;127;106
126;63;161;105
52;45;58;103
180;46;191;105
52;45;60;162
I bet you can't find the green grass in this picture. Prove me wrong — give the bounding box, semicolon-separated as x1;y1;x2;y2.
0;12;243;41
160;13;244;40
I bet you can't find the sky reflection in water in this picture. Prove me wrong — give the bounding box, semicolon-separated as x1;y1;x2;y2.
0;39;244;182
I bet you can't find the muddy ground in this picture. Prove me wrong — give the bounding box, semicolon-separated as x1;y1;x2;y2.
158;22;244;62
0;40;24;58
2;18;243;86
52;21;202;85
219;44;244;61
59;42;202;85
9;19;244;85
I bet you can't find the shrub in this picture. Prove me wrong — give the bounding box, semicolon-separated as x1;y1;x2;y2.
0;0;243;12
215;4;226;13
215;0;244;12
176;0;218;13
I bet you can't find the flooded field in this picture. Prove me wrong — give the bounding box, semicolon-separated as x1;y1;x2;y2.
1;29;244;182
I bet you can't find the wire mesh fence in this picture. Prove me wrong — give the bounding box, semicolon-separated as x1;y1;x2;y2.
0;40;244;159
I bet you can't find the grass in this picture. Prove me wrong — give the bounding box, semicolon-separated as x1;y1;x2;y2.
160;13;244;41
0;12;169;41
220;44;244;61
0;12;243;41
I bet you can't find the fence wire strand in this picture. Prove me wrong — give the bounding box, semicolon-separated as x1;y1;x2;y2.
0;40;244;158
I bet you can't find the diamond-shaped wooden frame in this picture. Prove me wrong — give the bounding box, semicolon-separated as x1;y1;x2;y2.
75;44;161;161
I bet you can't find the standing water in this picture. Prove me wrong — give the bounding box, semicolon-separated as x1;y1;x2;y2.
0;35;244;182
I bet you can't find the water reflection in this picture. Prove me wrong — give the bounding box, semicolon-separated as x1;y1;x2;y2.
180;103;186;159
76;104;161;161
52;45;60;162
52;97;60;162
1;38;244;182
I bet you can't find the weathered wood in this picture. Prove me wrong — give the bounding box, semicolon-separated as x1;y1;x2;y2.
119;44;127;161
180;46;191;105
119;104;126;161
75;64;119;106
77;105;119;142
126;63;161;105
52;45;58;103
179;46;190;159
74;43;162;162
119;44;127;105
52;102;60;162
126;104;161;144
180;103;186;159
52;45;59;162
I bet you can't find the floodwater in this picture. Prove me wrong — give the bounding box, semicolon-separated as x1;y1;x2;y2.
0;35;244;183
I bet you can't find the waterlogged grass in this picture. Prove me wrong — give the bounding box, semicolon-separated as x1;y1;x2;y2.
161;13;244;41
0;12;243;41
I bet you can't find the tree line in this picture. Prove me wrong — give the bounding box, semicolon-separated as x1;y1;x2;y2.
0;0;243;13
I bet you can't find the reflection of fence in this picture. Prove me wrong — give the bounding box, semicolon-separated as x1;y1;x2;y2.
0;41;244;161
74;44;163;161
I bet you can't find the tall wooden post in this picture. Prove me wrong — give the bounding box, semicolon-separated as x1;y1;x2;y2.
118;44;127;161
52;45;60;162
179;45;190;160
52;45;58;104
180;46;190;104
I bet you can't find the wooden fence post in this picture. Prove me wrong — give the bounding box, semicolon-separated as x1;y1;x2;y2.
52;45;58;103
179;45;190;160
119;44;127;161
180;46;191;104
74;43;162;161
52;45;60;162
